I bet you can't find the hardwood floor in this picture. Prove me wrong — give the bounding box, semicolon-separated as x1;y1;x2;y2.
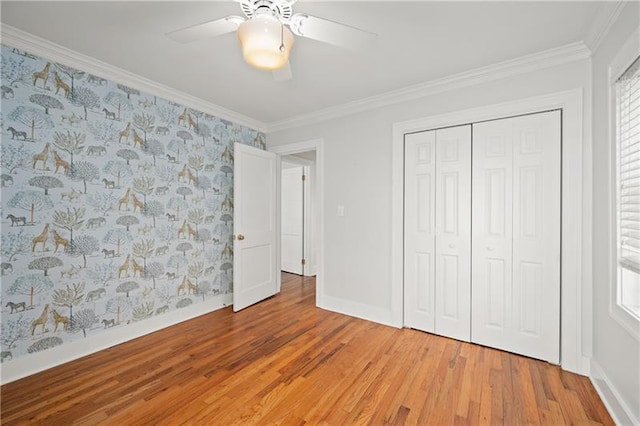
1;272;612;425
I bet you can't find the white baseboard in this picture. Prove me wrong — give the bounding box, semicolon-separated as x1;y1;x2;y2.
320;295;400;328
590;359;639;426
304;266;317;277
1;294;232;384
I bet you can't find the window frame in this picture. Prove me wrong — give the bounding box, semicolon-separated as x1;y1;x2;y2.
609;26;640;338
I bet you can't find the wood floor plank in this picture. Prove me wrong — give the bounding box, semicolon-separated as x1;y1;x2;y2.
368;334;426;424
405;340;442;424
1;273;614;425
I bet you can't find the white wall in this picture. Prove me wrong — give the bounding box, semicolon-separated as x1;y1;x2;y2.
268;59;592;326
591;2;640;424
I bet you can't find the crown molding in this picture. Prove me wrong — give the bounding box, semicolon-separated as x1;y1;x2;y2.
584;1;626;55
266;41;591;133
2;24;593;135
0;25;268;133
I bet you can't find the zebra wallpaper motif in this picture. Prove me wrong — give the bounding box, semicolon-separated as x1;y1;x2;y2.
0;45;265;364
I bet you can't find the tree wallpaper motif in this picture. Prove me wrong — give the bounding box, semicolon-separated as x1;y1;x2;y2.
0;45;266;364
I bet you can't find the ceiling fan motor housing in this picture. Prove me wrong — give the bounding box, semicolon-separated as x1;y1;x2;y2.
239;0;295;23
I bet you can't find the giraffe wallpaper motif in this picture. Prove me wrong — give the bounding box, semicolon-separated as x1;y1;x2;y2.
0;45;266;364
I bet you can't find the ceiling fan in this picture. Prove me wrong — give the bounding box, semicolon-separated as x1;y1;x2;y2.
166;0;376;81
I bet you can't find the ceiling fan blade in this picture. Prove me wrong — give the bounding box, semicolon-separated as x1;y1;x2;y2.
166;16;245;44
272;62;293;82
289;14;376;50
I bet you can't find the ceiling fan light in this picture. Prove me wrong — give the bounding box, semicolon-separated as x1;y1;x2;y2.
237;14;294;71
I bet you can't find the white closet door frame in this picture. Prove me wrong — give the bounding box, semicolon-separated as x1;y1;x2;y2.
391;90;587;374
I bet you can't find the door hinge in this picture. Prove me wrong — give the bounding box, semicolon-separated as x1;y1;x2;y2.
302;174;306;181
301;259;306;265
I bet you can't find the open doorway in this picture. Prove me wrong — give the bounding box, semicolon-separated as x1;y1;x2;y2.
281;153;316;277
270;139;324;305
281;156;314;276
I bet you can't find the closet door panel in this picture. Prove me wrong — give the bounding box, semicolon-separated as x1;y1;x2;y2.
472;111;561;363
435;125;471;341
511;111;561;363
404;131;437;333
472;122;514;349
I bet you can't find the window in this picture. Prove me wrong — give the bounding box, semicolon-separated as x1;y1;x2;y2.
616;54;640;320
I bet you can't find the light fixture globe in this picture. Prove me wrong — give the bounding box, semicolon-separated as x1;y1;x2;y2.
237;14;294;71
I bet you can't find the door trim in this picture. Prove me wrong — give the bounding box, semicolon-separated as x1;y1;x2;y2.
269;139;325;307
391;89;589;374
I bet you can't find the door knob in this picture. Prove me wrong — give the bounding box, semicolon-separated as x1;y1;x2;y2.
237;234;245;241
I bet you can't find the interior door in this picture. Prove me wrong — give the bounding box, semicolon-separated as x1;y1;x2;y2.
434;125;471;341
233;143;278;312
404;130;437;333
472;111;561;363
281;164;304;275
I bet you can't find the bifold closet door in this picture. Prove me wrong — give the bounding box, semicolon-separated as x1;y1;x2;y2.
404;130;436;333
434;126;471;341
471;111;561;363
404;125;471;340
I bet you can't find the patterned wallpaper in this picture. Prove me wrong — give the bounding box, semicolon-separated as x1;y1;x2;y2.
0;45;265;364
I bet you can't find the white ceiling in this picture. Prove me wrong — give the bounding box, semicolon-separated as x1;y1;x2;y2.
1;1;604;126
